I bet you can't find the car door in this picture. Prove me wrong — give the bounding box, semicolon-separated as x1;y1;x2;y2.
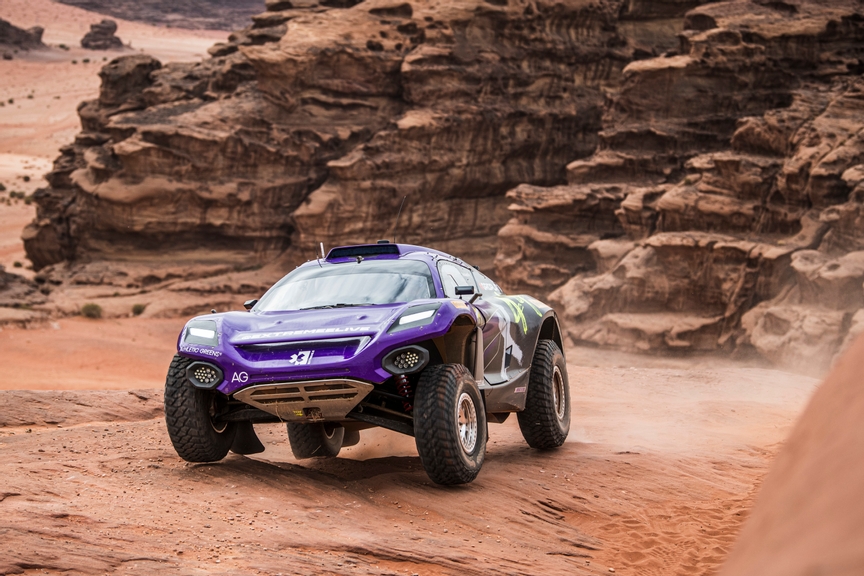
466;269;516;385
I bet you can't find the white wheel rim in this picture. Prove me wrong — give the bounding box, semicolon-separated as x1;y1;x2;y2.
457;392;478;454
552;366;566;421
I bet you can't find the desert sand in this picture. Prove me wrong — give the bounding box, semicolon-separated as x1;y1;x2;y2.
0;315;820;575
719;333;864;576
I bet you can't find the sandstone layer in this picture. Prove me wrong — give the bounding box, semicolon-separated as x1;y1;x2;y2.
495;0;864;372
21;0;708;318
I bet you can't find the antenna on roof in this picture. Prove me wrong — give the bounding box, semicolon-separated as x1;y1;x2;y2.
391;195;407;244
320;242;326;259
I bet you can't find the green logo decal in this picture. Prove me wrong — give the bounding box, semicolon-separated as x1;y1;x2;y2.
497;296;543;335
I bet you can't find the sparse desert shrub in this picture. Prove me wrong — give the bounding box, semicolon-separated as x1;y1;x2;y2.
132;303;147;316
58;43;69;50
12;261;22;268
0;184;5;192
81;303;102;319
22;175;30;181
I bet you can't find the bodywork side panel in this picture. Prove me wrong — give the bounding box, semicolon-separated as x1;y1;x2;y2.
473;294;560;413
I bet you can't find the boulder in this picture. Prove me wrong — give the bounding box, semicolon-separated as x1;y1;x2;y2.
81;19;124;50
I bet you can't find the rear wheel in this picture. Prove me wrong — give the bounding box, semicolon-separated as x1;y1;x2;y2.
287;422;345;459
518;340;570;449
164;354;236;462
414;363;487;485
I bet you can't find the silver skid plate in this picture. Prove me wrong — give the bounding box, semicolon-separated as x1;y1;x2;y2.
233;379;374;422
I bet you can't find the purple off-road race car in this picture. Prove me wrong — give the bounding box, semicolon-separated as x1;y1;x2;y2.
164;243;570;484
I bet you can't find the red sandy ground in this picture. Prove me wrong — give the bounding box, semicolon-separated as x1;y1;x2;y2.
0;318;819;575
719;333;864;576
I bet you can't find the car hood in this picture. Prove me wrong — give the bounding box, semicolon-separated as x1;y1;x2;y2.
217;304;406;346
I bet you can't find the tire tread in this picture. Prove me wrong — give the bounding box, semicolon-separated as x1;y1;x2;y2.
287;423;343;459
414;363;486;485
517;340;570;449
164;354;235;462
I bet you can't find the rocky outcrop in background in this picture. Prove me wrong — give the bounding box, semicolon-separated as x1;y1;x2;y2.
0;17;45;51
16;0;864;370
497;0;864;372
57;0;266;31
80;19;124;50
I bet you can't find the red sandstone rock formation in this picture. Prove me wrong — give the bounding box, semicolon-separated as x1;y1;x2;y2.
80;19;124;50
22;0;703;315
497;0;864;372
0;17;45;52
19;0;863;368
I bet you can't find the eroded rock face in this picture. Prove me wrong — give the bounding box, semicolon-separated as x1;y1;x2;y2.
24;0;863;370
498;0;864;372
25;0;702;313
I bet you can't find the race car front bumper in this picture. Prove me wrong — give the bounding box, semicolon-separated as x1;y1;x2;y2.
233;379;374;422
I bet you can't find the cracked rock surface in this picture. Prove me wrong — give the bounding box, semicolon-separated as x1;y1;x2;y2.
496;0;864;372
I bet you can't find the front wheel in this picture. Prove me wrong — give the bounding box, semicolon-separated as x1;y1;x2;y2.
164;354;237;462
287;422;345;459
517;340;570;449
414;363;487;485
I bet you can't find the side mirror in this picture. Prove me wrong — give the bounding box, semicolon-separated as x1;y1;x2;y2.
243;299;258;311
455;285;475;296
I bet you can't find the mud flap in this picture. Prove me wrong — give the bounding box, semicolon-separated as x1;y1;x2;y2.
230;421;265;455
342;428;361;447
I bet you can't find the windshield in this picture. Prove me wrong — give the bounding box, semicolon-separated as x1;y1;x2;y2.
255;259;436;311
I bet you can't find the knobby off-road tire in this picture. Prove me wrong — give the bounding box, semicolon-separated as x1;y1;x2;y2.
518;340;570;449
414;363;487;485
287;423;345;458
164;354;237;462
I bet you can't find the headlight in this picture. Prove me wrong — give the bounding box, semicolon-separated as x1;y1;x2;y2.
399;309;435;325
186;361;224;389
184;320;219;346
388;303;440;333
382;345;430;375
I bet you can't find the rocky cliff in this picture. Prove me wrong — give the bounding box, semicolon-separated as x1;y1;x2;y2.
22;0;706;316
496;0;864;372
19;0;864;369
